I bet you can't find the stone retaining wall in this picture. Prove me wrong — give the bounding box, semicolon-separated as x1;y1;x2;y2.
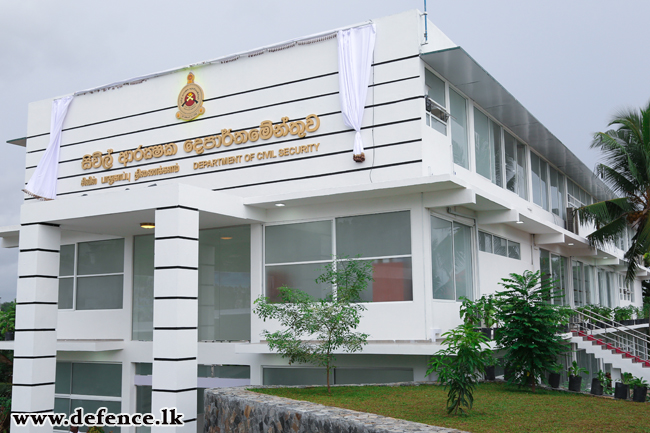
204;384;468;433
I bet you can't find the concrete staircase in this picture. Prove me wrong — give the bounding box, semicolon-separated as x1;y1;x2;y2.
570;310;650;382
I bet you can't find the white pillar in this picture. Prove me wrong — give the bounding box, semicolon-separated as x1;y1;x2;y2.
11;223;61;433
151;206;199;433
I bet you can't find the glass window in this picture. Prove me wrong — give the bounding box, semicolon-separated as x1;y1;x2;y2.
263;368;329;386
507;241;521;260
76;275;123;310
474;109;503;187
540;249;567;305
133;235;154;341
550;167;565;219
531;153;549;211
449;89;468;169
265;212;412;303
58;239;125;311
334;368;413;385
431;215;473;301
77;239;124;276
573;261;585;307
55;362;122;433
504;133;529;199
478;231;492;253
425;69;445;107
493;236;507;257
199;226;251;342
265;221;332;264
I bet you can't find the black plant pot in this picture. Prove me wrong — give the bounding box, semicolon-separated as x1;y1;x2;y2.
620;319;635;326
548;372;561;388
484;365;496;381
591;378;603;396
4;331;14;341
633;385;648;403
636;318;649;325
569;375;582;392
615;382;629;400
504;368;513;381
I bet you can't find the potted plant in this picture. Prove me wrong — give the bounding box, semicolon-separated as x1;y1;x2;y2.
591;370;607;395
0;302;16;341
460;296;494;340
548;363;562;389
614;306;635;326
631;375;648;403
615;372;633;400
567;360;587;392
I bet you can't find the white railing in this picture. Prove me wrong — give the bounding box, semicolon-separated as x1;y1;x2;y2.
570;309;650;363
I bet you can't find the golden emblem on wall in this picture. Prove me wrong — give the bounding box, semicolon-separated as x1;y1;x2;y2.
176;72;205;121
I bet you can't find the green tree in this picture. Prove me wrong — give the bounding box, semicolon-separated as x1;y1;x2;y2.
577;102;650;282
426;323;493;416
253;258;372;393
494;271;571;392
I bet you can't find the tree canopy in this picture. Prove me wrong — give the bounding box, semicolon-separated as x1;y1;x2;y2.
578;101;650;281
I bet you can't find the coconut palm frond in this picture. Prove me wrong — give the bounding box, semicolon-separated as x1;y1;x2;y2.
585;215;628;249
595;164;638;197
576;198;632;227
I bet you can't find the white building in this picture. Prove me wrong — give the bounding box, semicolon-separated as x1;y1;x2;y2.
2;9;647;433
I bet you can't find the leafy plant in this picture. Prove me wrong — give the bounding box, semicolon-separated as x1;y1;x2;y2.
596;370;610;390
88;427;105;433
253;257;372;393
548;363;563;374
621;372;634;385
567;360;588;377
426;323;493;416
0;302;15;335
494;271;571;392
630;375;648;388
459;295;498;328
613;306;635;323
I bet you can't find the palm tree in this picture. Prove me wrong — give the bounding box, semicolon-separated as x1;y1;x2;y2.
577;101;650;282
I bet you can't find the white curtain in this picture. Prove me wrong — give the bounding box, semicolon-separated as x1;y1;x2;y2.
23;95;73;200
338;24;376;162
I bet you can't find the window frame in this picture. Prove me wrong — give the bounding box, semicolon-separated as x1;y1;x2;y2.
430;212;477;302
424;67;449;135
477;230;521;260
263;211;414;304
58;238;125;311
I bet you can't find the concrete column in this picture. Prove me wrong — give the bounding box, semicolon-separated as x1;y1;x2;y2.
11;223;61;433
151;206;199;433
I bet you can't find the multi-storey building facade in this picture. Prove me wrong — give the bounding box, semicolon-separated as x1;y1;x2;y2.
2;9;646;433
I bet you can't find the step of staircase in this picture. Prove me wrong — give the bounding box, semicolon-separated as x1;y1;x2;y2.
570;335;650;382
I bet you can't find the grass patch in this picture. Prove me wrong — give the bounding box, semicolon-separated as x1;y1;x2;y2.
251;382;650;433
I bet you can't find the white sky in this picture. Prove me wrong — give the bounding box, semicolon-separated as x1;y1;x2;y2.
1;0;649;302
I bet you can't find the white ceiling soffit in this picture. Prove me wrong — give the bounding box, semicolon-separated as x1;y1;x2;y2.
420;47;614;202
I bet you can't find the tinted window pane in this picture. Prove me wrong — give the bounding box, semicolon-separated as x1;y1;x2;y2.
431;216;454;300
71;363;122;397
336;211;411;258
474;108;491;180
59;245;75;276
493;236;507;257
263;368;328;386
133;235;154;341
55;362;71;394
507;241;521;260
58;278;73;309
265;221;331;264
77;239;124;275
334;368;413;385
453;222;473;301
478;232;492;253
265;263;331;302
70;400;121;433
531;153;542;207
198;226;251;342
449;89;468;168
516;143;528;199
76;275;124;310
357;258;412;302
135;363;152;376
425;69;445;106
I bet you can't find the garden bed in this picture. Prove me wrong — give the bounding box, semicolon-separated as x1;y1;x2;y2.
252;381;650;433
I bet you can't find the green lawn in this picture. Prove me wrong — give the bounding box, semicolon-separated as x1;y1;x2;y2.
252;382;650;433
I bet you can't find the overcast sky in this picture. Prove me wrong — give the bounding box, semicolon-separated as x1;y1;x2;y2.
1;0;649;303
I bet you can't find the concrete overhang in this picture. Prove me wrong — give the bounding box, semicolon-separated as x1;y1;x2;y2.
244;174;470;209
56;339;124;352
420;46;614;204
0;225;20;248
19;183;267;237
